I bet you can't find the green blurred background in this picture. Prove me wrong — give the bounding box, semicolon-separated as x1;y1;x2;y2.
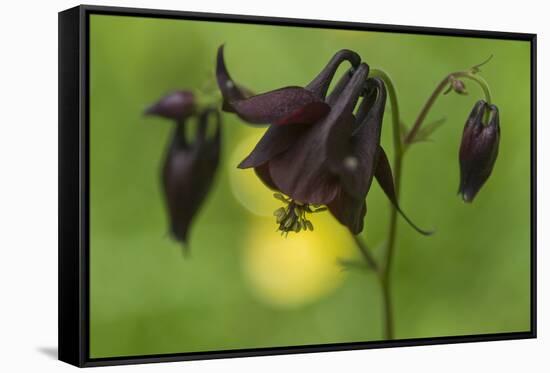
89;14;531;358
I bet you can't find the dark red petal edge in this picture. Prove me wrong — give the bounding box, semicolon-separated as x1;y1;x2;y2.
327;189;366;234
230;87;330;126
238;123;311;169
216;45;251;111
254;163;279;191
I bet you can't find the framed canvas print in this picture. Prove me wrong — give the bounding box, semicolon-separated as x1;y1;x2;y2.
58;4;537;367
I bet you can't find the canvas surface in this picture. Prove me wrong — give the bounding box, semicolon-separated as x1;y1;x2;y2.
88;14;531;358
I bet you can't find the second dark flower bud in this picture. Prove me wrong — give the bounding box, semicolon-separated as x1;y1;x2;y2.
458;100;500;202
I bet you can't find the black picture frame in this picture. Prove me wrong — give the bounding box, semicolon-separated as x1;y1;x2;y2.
58;4;537;367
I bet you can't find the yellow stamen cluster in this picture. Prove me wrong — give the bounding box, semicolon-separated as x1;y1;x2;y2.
272;193;327;236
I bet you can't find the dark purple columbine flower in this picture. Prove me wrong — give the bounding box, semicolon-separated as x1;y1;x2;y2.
146;91;221;250
216;45;360;126
217;46;428;235
458;100;500;202
145;90;196;121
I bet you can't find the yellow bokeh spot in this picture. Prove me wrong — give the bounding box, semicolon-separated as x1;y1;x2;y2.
228;133;280;217
243;213;356;309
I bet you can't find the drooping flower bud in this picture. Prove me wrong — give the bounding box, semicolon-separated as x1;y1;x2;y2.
145;89;221;251
161;108;221;248
458;100;500;202
145;90;196;121
444;77;467;95
451;79;468;95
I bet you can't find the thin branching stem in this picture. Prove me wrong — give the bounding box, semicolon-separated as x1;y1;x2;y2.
351;235;379;272
355;68;403;340
405;71;492;145
352;65;491;342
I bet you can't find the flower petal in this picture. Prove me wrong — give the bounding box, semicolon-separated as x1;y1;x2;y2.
216;45;328;126
238;124;311;169
326;67;354;106
254;163;278;190
267;64;370;204
327;190;366;234
326;76;381;201
306;49;361;99
216;45;252;111
230;87;330;125
270;153;341;205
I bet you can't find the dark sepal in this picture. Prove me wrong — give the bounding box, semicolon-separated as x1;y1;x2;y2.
374;146;433;236
216;45;250;111
331;77;384;202
238;123;311;169
327;190;367;235
306;49;361;99
267;64;370;205
230;87;330;125
216;45;330;126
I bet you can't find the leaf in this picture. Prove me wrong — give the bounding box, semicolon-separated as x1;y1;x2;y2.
338;258;371;272
410;117;446;144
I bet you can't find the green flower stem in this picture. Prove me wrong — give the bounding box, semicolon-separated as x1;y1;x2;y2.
351;235;379;272
359;69;404;340
374;70;402;341
458;72;492;105
352;67;492;342
352;235;394;340
404;71;492;145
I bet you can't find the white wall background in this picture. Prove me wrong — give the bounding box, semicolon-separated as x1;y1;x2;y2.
0;0;546;371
